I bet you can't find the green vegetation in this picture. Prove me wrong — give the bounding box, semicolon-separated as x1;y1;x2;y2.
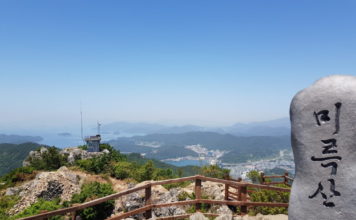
68;182;115;220
28;147;68;170
0;166;37;190
247;170;262;184
13;199;63;220
76;145;185;183
0;195;19;220
248;184;290;215
0;142;40;176
246;170;290;215
200;165;230;179
126;153;200;177
0;142;234;219
177;191;211;213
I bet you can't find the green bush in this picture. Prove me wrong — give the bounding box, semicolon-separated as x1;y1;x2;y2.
248;184;290;215
0;166;36;190
182;193;211;213
76;144;127;175
247;170;262;184
70;182;115;220
29;147;68;170
154;168;174;180
13;198;63;220
200;165;230;179
138;160;155;181
177;191;195;201
112;161;136;179
76;154;112;174
99;144;126;161
0;195;18;220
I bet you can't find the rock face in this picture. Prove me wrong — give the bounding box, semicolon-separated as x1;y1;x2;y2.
60;147;107;164
7;166;81;215
289;75;356;219
22;147;107;166
152;188;186;217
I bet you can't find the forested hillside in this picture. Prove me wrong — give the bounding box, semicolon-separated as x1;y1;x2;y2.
0;142;40;176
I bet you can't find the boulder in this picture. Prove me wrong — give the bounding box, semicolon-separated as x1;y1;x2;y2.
190;212;208;220
289;75;356;220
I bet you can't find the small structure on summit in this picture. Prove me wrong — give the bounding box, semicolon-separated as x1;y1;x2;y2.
84;122;102;152
85;135;101;152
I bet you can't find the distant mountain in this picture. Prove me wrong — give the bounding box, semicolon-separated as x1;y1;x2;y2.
225;118;290;136
0;134;43;144
103;117;290;137
108;132;291;163
0;142;40;176
101;122;207;136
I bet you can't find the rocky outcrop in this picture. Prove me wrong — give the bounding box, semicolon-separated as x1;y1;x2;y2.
152;188;186;217
60;147;108;164
190;212;209;220
22;147;109;166
115;182;186;218
7;166;82;215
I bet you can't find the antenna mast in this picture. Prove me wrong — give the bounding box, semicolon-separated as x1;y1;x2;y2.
80;103;84;143
97;121;101;135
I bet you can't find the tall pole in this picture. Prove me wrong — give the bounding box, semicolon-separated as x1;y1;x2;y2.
80;103;84;144
97;121;101;135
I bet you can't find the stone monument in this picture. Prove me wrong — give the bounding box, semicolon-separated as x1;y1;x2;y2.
289;75;356;220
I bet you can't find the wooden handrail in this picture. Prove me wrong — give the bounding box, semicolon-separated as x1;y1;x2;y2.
261;172;294;186
19;175;290;220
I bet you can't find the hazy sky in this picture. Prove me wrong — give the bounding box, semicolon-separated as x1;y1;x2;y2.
1;0;356;130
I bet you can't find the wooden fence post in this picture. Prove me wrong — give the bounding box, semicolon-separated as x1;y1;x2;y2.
260;172;265;185
284;172;289;186
225;183;229;200
238;185;247;215
195;178;202;211
145;184;152;219
71;211;76;220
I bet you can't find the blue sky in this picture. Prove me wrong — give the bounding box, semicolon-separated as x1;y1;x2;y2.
1;0;356;131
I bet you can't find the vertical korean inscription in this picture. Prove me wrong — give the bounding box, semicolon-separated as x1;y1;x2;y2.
309;102;342;207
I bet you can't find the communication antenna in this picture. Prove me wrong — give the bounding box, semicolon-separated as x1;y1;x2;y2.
80;102;84;143
97;121;101;135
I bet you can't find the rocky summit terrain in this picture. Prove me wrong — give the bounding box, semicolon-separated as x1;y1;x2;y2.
0;144;289;219
3;166;287;219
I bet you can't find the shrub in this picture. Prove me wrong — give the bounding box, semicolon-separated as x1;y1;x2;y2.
163;181;192;190
29;147;68;170
112;161;136;179
0;195;18;219
154;168;175;180
0;166;36;190
182;193;211;213
76;154;112;174
136;160;155;182
76;144;126;175
13;198;63;220
177;191;195;201
248;184;290;215
200;165;230;179
70;182;115;220
247;170;262;184
99;144;126;162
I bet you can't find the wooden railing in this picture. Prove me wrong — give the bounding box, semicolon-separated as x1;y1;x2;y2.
261;172;293;187
19;175;291;220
